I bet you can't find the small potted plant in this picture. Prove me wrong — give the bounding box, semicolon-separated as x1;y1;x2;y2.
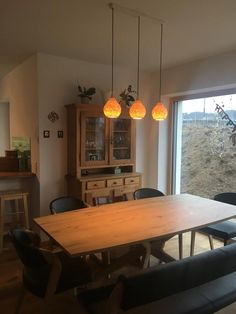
78;85;96;104
119;85;136;108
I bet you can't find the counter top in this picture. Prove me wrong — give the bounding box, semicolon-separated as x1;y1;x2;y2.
0;172;36;179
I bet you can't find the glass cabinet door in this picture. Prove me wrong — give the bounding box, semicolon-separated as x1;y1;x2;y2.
81;113;108;166
110;118;133;164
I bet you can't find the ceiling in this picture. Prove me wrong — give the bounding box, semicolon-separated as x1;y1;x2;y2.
1;0;236;80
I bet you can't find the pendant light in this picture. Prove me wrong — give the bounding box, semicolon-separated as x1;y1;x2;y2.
129;16;146;120
103;5;121;119
152;23;168;121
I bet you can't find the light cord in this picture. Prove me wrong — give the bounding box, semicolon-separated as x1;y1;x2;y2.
137;16;140;99
159;23;163;101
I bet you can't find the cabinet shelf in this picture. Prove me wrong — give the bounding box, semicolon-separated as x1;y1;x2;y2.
85;148;104;151
113;147;129;150
86;129;104;132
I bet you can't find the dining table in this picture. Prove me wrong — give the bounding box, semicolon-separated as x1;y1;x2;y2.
34;193;236;258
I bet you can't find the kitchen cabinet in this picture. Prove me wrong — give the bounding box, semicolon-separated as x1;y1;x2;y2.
66;104;141;202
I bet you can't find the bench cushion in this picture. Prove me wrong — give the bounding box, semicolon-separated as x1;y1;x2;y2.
124;272;236;314
200;221;236;240
120;243;236;310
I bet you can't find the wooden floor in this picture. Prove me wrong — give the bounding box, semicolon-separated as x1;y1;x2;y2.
1;232;236;314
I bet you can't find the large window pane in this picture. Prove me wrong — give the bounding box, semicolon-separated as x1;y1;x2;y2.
175;95;236;198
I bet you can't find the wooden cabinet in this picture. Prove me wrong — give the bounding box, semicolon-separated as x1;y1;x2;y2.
80;110;135;167
66;104;141;202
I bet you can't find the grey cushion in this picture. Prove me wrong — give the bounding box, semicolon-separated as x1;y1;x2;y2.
120;243;236;311
200;221;236;240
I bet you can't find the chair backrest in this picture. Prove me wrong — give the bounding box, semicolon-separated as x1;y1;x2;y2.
214;193;236;206
134;188;165;200
49;196;87;214
9;229;48;268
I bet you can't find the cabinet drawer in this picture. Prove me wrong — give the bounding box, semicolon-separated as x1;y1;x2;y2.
125;176;140;185
107;178;123;187
87;180;105;190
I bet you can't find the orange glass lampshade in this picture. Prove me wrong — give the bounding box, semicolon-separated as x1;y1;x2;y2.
152;102;168;121
103;97;121;118
129;99;146;120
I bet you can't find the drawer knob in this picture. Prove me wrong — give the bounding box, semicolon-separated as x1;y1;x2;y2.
130;180;134;182
94;184;97;187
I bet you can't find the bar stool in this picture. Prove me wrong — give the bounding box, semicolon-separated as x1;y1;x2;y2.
0;190;29;253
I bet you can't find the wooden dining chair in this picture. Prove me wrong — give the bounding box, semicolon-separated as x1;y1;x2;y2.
134;188;183;261
190;192;236;256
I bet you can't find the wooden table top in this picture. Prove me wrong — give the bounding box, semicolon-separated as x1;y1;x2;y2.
34;194;236;257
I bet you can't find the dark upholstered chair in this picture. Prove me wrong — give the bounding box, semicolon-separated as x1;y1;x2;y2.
190;192;236;256
134;188;165;199
9;229;93;314
49;196;87;214
134;188;183;261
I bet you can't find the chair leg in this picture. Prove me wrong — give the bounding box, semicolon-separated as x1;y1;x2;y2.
178;233;183;260
23;195;29;229
101;251;111;265
15;199;20;226
208;235;214;250
190;231;196;256
15;287;25;314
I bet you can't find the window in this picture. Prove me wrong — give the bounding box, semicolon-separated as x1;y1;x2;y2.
172;94;236;198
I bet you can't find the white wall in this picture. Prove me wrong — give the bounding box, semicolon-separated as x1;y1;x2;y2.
0;52;155;218
3;48;235;214
37;53;153;216
157;49;236;194
163;50;236;96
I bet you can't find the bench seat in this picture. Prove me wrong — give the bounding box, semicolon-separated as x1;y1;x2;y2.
79;243;236;314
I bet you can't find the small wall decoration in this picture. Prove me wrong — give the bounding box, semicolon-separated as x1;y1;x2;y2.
48;111;59;123
43;130;50;138
57;130;64;138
